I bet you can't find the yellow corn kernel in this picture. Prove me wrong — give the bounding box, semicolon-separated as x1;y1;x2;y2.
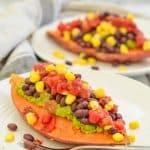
91;37;101;48
118;65;128;72
79;52;86;58
127;13;134;21
120;27;128;34
35;81;44;92
55;64;68;74
52;50;65;59
110;26;117;35
112;133;124;142
87;57;96;65
30;71;40;83
94;87;106;98
105;101;114;111
128;134;136;143
120;44;129;54
65;72;75;81
93;33;101;39
104;125;112;131
87;12;96;20
83;33;92;42
106;36;116;46
129;121;140;129
26;112;37;125
5;133;15;142
63;31;71;41
89;100;99;110
143;40;150;51
45;64;56;72
73;58;88;65
71;28;80;37
65;94;76;105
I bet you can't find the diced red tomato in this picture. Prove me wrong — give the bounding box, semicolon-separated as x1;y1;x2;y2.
58;22;66;31
101;116;113;127
109;104;118;113
107;17;136;29
89;110;101;124
88;17;101;28
89;110;108;124
114;119;125;131
34;63;50;72
136;34;145;47
99;96;111;107
69;19;82;28
40;114;56;132
41;114;52;124
81;21;91;32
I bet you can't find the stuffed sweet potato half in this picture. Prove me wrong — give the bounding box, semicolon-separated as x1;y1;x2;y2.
10;63;130;145
47;12;150;64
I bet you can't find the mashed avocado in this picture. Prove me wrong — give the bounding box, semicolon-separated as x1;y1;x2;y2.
56;105;103;134
16;83;50;106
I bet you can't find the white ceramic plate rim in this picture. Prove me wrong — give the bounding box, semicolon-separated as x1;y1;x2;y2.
32;15;150;77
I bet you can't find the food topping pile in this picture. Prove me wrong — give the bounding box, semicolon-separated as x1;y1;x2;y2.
17;63;128;142
57;12;150;54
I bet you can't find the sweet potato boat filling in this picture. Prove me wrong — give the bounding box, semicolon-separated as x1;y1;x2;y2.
47;30;150;63
10;74;129;145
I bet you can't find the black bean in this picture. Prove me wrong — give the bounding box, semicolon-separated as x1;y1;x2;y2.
55;94;62;104
76;98;84;103
120;36;127;43
22;84;29;91
108;127;118;134
115;31;122;40
34;92;40;98
109;113;117;121
91;66;99;70
25;90;33;96
115;113;122;119
71;102;78;112
60;97;66;107
29;85;36;93
25;78;33;85
127;32;135;40
45;87;51;93
100;12;110;19
85;42;92;48
24;140;36;149
105;45;116;53
101;41;108;48
90;92;96;98
72;36;79;41
7;123;17;131
76;101;88;109
65;60;72;66
79;41;87;47
80;118;89;124
74;109;89;118
75;74;81;79
23;134;35;142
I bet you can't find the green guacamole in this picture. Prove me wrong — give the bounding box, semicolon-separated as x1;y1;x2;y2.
56;104;103;134
16;83;50;107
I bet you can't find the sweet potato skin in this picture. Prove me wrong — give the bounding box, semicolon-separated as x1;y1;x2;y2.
10;74;129;145
47;30;150;63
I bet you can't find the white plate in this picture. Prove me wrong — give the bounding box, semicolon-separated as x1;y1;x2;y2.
32;15;150;77
0;71;150;149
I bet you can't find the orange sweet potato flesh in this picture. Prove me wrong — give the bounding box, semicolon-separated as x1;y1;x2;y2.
47;30;150;63
10;74;129;145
